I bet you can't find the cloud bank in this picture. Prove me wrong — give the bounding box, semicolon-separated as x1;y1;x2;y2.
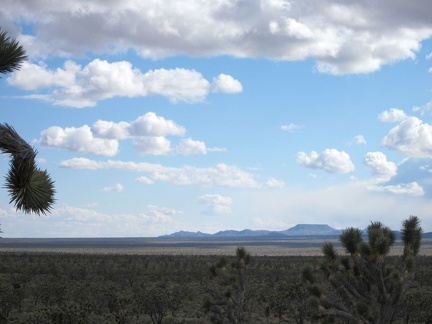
39;112;219;156
1;1;431;75
8;60;241;107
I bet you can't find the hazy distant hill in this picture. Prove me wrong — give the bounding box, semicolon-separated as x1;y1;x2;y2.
281;224;342;236
160;230;212;238
160;224;342;238
213;229;273;237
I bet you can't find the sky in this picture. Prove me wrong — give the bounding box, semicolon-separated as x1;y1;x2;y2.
1;0;432;237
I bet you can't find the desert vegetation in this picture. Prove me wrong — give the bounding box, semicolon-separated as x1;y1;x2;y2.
0;251;430;322
0;217;429;323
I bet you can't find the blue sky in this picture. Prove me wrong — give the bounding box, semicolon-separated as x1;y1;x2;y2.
1;0;432;237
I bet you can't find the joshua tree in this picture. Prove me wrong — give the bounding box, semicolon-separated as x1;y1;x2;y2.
303;216;422;324
204;247;252;324
0;28;55;215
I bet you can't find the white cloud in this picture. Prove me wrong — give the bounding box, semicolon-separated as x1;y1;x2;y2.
265;177;285;188
382;117;432;158
101;183;124;192
6;61;79;90
412;101;432;115
178;138;207;155
212;74;243;93
364;152;397;181
60;158;264;188
241;180;432;234
39;112;188;156
199;194;232;206
0;204;185;237
199;194;233;215
128;112;186;137
140;205;182;223
352;135;366;145
2;1;432;75
91;120;129;139
367;182;424;197
133;136;171;155
39;125;119;156
136;176;154;185
378;108;408;122
7;60;239;107
297;149;355;174
281;123;302;132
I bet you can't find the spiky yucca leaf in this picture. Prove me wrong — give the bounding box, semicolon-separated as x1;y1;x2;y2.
236;247;251;266
5;163;55;215
340;227;362;254
0;124;35;160
1;123;55;215
0;28;27;75
401;215;422;257
322;242;338;262
358;241;371;258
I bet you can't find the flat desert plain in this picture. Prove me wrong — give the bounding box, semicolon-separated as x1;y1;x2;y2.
1;236;431;256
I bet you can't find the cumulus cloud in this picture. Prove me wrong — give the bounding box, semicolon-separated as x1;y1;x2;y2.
133;136;172;155
199;194;233;215
39;112;191;156
2;1;432;75
128;113;186;137
378;108;408;122
178;138;207;155
382;117;432;158
91;120;129;139
364;152;397;181
60;158;271;188
297;149;355;174
7;60;241;107
101;183;124;192
39;125;119;156
212;74;243;93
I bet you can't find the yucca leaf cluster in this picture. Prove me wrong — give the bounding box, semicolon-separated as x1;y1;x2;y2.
1;124;55;215
0;28;27;75
0;28;55;215
303;216;422;324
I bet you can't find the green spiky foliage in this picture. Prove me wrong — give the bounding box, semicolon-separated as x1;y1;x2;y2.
5;162;55;214
303;216;422;324
401;215;422;258
0;28;27;75
204;247;252;323
0;29;55;216
0;124;55;215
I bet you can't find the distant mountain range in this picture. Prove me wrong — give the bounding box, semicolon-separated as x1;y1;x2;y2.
160;224;343;238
